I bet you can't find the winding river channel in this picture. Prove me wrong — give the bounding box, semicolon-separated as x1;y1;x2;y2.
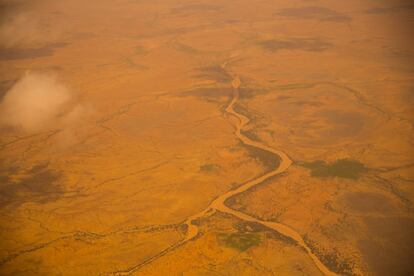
182;66;338;276
117;62;338;276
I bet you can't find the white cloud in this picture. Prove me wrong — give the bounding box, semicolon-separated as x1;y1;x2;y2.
0;72;83;133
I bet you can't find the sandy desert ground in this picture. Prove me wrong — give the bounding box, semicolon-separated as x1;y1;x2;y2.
0;0;413;275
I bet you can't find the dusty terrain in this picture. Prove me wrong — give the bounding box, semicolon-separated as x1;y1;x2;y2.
0;0;413;275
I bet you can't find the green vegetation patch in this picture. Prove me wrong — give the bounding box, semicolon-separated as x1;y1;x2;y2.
217;232;262;251
304;235;355;275
241;130;260;142
244;144;280;171
301;158;368;179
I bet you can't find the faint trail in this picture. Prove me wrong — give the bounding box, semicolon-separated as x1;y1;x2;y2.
113;60;338;276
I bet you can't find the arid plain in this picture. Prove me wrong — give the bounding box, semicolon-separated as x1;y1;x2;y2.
0;0;414;275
